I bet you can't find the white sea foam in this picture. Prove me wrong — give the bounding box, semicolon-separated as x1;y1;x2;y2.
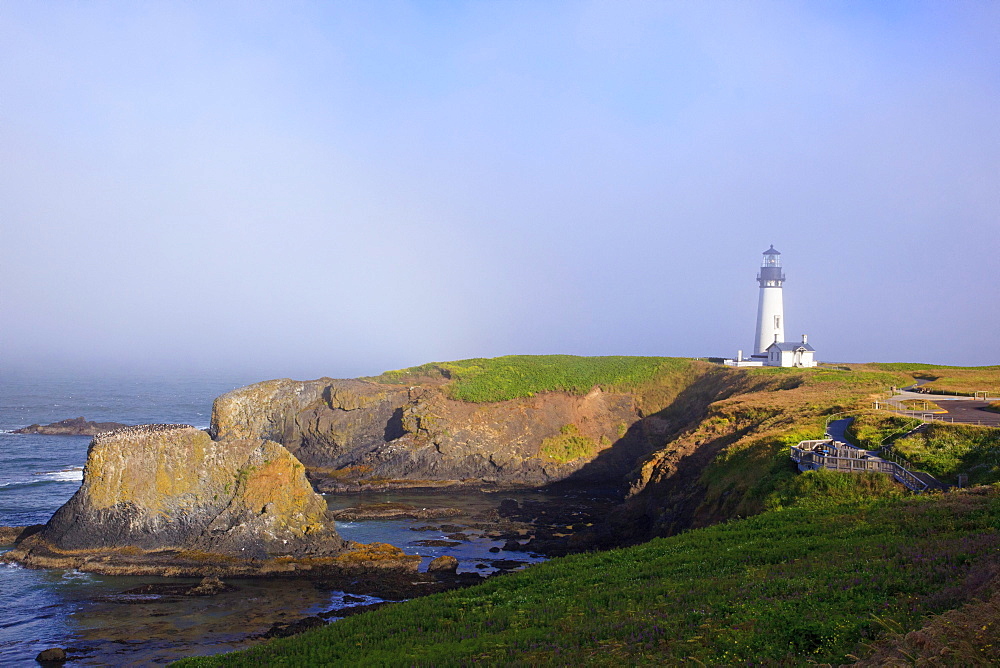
33;467;84;483
62;569;94;582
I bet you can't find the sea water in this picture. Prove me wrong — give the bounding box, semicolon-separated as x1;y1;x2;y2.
0;371;548;665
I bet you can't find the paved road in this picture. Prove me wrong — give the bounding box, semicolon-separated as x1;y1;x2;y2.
886;391;1000;427
826;418;857;446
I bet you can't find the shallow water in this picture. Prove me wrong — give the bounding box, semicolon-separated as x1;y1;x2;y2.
328;489;551;573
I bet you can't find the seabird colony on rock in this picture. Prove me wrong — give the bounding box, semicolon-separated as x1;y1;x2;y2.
93;424;195;442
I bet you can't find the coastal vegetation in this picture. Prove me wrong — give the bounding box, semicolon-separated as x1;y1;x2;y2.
840;413;1000;487
893;423;1000;486
845;414;922;450
637;364;915;531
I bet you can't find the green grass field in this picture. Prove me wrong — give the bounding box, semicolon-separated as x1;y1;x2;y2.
175;483;1000;667
370;355;694;403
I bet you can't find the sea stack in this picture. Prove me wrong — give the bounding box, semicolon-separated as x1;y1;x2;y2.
3;424;407;575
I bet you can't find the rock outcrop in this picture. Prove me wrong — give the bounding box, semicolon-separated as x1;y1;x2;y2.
5;424;418;575
210;378;647;489
12;417;130;436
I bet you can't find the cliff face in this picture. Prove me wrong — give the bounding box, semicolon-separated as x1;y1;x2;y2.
212;378;410;469
210;379;646;488
6;424;365;573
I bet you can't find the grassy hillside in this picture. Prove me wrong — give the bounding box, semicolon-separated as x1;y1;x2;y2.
893;423;1000;486
175;484;1000;667
637;366;914;532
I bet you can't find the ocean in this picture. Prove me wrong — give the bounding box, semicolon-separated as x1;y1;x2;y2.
0;371;547;665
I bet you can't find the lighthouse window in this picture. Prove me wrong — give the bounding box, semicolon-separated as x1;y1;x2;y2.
774;316;781;329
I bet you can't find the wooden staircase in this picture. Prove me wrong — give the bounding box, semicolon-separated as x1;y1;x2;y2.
791;439;945;493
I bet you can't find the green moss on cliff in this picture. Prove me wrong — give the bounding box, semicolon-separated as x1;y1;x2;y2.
539;424;599;463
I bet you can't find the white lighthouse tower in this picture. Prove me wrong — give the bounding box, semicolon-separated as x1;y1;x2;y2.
753;245;785;355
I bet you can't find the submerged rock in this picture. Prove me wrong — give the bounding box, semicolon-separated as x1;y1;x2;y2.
35;647;67;664
0;525;43;545
427;555;459;573
260;615;326;639
4;425;418;576
328;503;464;521
113;577;237;599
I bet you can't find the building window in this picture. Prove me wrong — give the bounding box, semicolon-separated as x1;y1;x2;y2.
774;315;781;329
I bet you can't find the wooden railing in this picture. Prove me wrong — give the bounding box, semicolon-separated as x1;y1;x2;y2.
791;439;929;492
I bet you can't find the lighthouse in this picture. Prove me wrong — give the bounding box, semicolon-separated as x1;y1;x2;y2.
726;245;816;368
753;245;785;355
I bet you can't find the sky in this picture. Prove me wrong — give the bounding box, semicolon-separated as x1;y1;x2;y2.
2;1;998;380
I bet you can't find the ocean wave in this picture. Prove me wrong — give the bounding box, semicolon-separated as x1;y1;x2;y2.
326;591;386;612
0;466;84;489
33;467;84;483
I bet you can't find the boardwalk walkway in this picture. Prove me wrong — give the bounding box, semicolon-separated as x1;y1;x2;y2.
792;417;947;492
791;438;943;492
791;438;947;492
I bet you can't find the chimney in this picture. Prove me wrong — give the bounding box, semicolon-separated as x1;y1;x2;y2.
774;333;779;343
802;334;808;344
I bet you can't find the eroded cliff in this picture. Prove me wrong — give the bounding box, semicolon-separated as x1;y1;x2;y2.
210;378;649;489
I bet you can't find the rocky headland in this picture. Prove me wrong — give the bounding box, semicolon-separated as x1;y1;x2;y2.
209;377;647;491
12;416;131;436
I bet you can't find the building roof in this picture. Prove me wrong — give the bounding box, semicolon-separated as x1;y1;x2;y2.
763;244;780;255
767;341;815;352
